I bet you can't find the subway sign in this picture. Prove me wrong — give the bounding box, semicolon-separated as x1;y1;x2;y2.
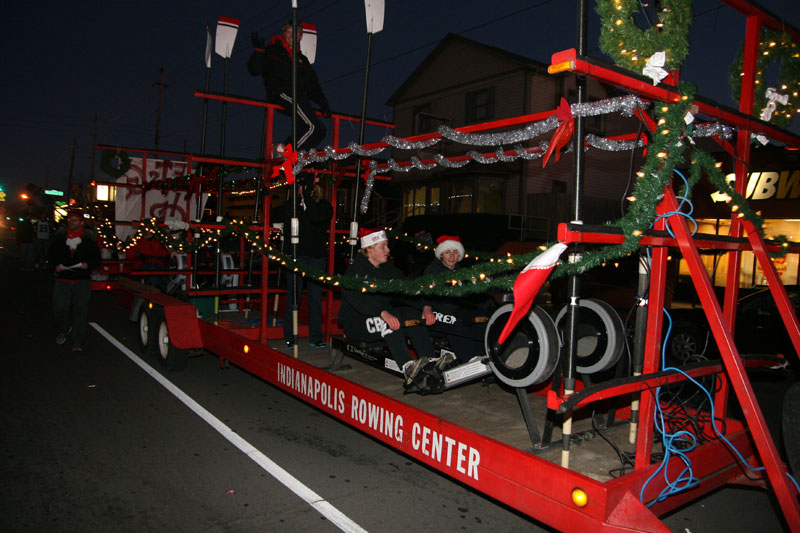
719;171;800;201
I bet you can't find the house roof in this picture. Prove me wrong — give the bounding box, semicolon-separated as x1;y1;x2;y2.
386;33;550;106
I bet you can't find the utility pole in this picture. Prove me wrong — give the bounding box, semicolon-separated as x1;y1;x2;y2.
153;67;167;150
90;116;98;184
66;138;77;204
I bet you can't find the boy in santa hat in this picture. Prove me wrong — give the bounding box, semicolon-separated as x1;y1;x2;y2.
420;235;496;364
337;229;440;393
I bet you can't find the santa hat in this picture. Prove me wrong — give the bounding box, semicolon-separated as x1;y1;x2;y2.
359;228;388;249
434;235;465;261
66;210;83;220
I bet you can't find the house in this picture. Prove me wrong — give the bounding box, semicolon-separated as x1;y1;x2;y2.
385;34;643;242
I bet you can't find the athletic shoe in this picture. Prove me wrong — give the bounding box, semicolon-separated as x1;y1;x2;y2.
55;327;72;345
431;351;456;371
72;346;83;352
309;341;327;349
402;357;430;385
285;340;294;349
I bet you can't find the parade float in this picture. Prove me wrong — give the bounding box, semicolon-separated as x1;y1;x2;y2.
90;1;800;530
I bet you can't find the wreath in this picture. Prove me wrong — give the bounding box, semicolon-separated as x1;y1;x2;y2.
730;29;800;130
100;149;132;178
597;0;692;73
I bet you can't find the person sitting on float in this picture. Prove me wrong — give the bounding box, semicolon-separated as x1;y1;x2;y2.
337;228;446;393
126;227;174;292
420;235;496;364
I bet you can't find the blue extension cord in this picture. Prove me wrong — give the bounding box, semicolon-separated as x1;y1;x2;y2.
637;169;800;506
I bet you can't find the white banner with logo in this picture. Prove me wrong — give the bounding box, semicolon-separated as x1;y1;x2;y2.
115;157;207;241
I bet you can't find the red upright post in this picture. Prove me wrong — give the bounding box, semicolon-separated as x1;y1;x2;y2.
664;188;800;529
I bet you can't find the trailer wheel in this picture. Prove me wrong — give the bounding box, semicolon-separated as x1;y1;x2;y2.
156;317;189;371
137;306;160;357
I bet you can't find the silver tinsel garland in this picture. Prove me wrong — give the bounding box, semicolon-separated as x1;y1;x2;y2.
287;94;732;216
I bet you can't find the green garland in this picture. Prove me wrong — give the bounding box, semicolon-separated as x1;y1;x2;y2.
729;29;800;130
100;149;132;178
95;210;796;296
597;0;692;72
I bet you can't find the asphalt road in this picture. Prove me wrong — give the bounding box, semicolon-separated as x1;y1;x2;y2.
0;229;793;532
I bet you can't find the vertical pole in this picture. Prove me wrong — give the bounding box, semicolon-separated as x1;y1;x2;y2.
349;32;375;262
629;253;650;444
561;0;588;469
291;5;300;358
215;59;230;294
193;67;211;290
200;67;211;158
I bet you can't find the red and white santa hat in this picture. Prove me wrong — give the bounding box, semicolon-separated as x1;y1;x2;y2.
434;235;465;261
359;228;388;249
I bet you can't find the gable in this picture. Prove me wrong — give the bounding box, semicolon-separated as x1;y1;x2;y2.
388;34;545;105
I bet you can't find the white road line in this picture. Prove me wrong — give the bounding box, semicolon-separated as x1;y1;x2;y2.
90;322;368;533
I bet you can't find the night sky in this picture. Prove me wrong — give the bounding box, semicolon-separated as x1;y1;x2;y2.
2;0;800;196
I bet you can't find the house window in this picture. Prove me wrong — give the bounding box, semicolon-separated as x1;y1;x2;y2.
476;178;504;214
466;88;495;124
403;184;428;218
414;103;433;134
449;179;474;213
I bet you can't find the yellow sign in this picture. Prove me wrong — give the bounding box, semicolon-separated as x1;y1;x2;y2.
0;191;6;202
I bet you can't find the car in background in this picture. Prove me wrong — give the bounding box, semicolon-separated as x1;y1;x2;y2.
666;285;800;364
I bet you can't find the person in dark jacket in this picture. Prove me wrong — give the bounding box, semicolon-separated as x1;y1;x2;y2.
15;216;35;271
420;235;495;363
282;177;333;348
48;211;102;351
126;228;172;291
337;229;440;390
249;20;331;152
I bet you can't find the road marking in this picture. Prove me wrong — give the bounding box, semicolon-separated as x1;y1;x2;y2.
91;322;368;533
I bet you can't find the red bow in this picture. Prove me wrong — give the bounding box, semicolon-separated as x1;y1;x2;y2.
271;144;298;184
542;98;574;169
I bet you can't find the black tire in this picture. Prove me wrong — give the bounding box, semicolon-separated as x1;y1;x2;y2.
667;323;707;364
137;305;161;358
155;316;189;371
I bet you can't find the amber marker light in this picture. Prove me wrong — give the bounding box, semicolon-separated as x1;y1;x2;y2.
571;488;588;507
548;59;575;74
148;302;154;309
243;345;250;354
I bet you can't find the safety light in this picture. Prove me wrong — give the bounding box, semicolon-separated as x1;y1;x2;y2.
548;59;575;74
243;344;250;354
148;302;154;310
571;488;588;507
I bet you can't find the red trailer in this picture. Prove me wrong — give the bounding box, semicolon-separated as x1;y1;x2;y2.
93;1;800;530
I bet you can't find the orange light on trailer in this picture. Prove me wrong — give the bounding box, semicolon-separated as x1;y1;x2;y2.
548;59;575;74
148;302;153;310
243;344;250;354
571;488;588;507
105;284;112;290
